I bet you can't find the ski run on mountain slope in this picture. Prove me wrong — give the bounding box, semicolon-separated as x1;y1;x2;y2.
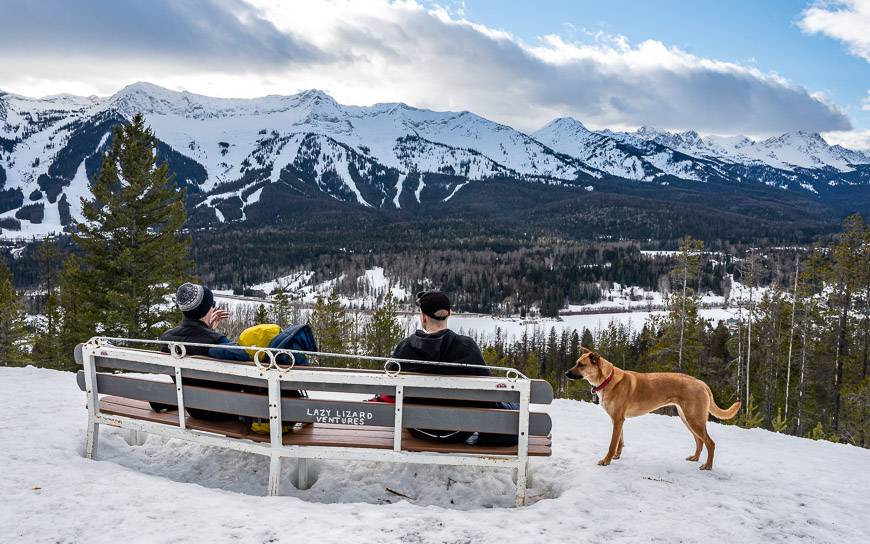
1;82;869;237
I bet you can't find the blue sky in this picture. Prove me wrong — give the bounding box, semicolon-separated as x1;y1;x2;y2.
463;0;870;148
455;0;870;135
1;0;869;148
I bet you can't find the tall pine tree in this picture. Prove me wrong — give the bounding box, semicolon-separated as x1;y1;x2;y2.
272;286;291;328
363;293;404;357
0;261;30;366
31;240;64;368
72;114;192;339
308;290;351;366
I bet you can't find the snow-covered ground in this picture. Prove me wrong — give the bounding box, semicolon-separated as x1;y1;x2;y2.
2;366;868;543
249;267;411;308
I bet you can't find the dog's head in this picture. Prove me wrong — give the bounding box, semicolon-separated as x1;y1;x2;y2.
565;347;608;383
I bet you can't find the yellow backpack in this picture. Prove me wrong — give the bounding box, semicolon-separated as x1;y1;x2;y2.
239;323;294;435
239;323;282;358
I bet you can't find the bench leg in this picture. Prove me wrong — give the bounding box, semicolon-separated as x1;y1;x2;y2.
125;429;146;447
268;455;282;496
296;458;310;490
85;419;100;460
514;460;529;507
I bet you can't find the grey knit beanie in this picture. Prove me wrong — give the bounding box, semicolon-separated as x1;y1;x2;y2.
175;282;214;320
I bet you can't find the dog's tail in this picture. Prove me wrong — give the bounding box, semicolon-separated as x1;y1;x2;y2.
706;386;741;420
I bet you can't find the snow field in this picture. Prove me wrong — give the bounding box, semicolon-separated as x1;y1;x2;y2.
2;366;869;543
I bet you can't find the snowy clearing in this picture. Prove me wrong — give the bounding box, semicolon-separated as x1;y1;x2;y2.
2;367;868;543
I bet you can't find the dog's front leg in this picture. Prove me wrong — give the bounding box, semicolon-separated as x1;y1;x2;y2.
598;417;624;466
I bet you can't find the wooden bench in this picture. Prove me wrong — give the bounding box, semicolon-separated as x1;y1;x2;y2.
75;339;554;506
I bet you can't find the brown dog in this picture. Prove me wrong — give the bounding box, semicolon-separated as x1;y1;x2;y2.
565;348;740;470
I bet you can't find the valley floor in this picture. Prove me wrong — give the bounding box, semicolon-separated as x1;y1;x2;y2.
1;366;868;543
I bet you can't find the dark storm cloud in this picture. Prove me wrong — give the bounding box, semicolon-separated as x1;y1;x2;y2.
0;0;324;68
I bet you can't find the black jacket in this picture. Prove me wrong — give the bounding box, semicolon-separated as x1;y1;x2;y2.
391;329;492;376
152;318;240;420
391;329;517;446
158;318;227;356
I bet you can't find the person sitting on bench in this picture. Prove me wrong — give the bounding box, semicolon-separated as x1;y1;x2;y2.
378;290;518;446
150;282;250;420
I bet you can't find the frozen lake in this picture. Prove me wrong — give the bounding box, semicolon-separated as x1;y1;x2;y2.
448;308;736;341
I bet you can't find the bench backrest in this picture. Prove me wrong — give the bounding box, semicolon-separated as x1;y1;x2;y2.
76;343;553;436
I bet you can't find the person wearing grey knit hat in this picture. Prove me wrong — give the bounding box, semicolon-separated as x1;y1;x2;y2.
150;282;238;419
173;282;228;329
176;282;215;320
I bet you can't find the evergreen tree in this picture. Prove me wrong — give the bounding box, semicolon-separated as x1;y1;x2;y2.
254;304;269;324
523;352;540;379
58;255;93;368
581;328;594;350
31;240;64;368
363;293;404;357
72;113;192;339
825;214;870;441
670;237;704;370
307;290;351;366
272;286;291;327
0;262;30;366
482;345;505;366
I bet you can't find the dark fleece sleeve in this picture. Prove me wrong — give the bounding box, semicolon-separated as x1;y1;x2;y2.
208;337;252;361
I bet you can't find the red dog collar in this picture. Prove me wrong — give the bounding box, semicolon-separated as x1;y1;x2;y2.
592;372;614;393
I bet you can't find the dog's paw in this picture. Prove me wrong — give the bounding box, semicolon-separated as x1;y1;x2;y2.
699;464;712;471
597;458;611;466
686;455;699;462
612;454;621;460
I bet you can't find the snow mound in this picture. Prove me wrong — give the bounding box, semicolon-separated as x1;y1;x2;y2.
2;366;869;543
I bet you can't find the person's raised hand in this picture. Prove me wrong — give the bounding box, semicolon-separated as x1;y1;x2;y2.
204;307;229;329
210;308;229;327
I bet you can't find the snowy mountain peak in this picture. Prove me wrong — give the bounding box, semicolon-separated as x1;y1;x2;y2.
292;89;341;110
761;130;825;146
543;117;589;132
109;82;203;117
533;117;595;145
635;125;665;138
295;88;334;101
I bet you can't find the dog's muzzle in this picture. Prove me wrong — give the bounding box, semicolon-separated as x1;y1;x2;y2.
564;370;578;381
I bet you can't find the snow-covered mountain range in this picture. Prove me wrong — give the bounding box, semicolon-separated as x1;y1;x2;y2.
1;82;869;236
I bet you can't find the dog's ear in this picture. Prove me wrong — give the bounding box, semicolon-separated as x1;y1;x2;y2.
580;346;590;354
589;352;600;365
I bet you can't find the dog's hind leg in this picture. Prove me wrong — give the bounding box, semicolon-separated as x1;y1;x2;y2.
676;406;703;462
683;405;715;470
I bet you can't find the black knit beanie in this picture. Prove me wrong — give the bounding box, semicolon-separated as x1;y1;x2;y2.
175;282;214;320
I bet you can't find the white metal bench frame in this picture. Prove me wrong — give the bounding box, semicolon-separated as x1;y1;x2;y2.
80;338;535;506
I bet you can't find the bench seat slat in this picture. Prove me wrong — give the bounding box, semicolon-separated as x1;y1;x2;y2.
79;372;553;436
98;396;551;456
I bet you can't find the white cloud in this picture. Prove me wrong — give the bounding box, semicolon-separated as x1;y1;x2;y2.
799;0;870;62
823;129;870;151
0;0;852;135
